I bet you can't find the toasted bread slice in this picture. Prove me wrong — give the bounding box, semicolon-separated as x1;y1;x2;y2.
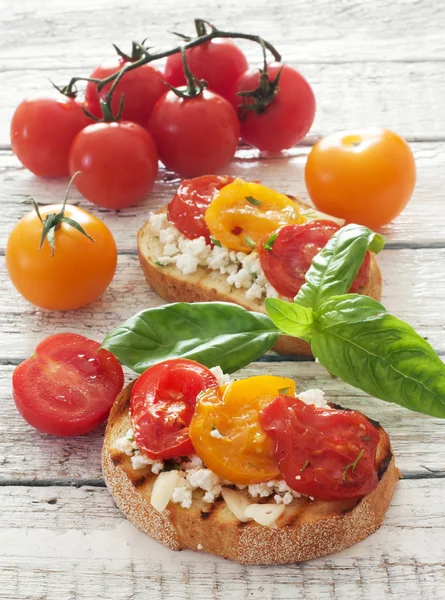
137;201;383;358
102;383;399;565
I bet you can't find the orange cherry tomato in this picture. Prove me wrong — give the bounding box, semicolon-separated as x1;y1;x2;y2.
304;128;416;229
205;179;304;253
6;203;117;311
189;375;296;484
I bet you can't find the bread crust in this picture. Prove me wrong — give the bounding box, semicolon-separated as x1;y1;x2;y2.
102;383;399;565
137;203;383;358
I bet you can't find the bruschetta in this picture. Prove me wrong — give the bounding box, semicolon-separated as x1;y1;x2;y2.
138;176;382;357
102;360;399;565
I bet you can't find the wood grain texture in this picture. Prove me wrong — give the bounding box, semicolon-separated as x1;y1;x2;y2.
0;480;444;599
1;362;445;483
1;143;444;253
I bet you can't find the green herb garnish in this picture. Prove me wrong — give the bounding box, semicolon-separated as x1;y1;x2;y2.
263;233;278;251
278;387;290;394
300;460;310;472
154;261;167;267
245;235;256;250
246;196;262;206
248;461;260;471
341;449;365;481
211;237;222;247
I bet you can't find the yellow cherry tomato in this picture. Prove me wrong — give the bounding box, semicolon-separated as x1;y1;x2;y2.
189;375;296;484
304;128;416;229
204;178;304;252
6;202;117;311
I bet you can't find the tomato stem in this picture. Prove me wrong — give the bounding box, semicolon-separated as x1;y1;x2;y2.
58;20;281;102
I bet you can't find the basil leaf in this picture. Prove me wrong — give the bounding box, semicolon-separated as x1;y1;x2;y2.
295;224;385;310
311;294;445;418
265;298;314;341
102;302;279;375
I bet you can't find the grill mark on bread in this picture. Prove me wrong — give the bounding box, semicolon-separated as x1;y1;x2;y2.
133;475;149;488
378;451;393;479
110;452;122;467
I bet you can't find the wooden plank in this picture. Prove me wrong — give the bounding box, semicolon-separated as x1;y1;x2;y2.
1;246;445;359
1;143;444;252
1;361;444;483
2;0;444;71
0;480;444;599
2;60;445;145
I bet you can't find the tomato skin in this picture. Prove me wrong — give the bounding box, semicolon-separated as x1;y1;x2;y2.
13;333;124;436
6;204;117;310
11;97;91;177
69;121;158;209
233;63;316;152
305;128;416;229
130;359;218;460
84;61;167;127
259;220;370;298
189;375;296;484
168;175;234;242
164;40;248;102
259;395;380;501
148;90;240;177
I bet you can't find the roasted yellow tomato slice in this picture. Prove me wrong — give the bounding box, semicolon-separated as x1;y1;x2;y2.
189;375;296;484
204;178;305;252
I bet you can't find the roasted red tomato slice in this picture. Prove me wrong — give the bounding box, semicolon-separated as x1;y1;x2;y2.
259;220;370;298
167;175;234;242
13;333;124;436
259;395;380;501
130;359;218;460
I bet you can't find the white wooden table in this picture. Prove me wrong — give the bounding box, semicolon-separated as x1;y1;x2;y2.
1;1;444;598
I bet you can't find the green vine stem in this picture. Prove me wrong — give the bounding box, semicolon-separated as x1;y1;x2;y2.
60;19;282;99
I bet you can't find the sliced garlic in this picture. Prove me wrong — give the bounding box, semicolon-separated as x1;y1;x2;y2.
150;470;182;513
244;503;286;527
301;207;345;227
221;487;253;522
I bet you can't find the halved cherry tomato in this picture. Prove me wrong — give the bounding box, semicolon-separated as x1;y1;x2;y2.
85;61;166;127
11;96;92;177
13;333;124;436
205;179;304;253
304;128;416;228
164;40;248;102
130;359;218;460
189;375;296;484
259;220;371;298
168;175;234;242
259;395;380;501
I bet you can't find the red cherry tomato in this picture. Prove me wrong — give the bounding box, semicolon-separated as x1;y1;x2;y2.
13;333;124;436
130;359;218;460
85;61;167;127
168;175;234;242
259;220;370;298
233;63;315;152
259;395;380;501
11;97;91;177
148;90;240;177
69;121;158;209
165;40;248;102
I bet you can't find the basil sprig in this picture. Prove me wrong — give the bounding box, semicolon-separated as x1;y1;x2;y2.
295;224;385;310
102;224;445;418
101;302;279;374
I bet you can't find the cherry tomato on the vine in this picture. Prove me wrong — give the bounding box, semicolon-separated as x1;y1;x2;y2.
165;40;248;102
233;63;315;152
85;60;167;127
148;89;239;177
13;333;124;436
69;121;158;209
6;198;117;311
11;96;92;177
304;128;416;229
